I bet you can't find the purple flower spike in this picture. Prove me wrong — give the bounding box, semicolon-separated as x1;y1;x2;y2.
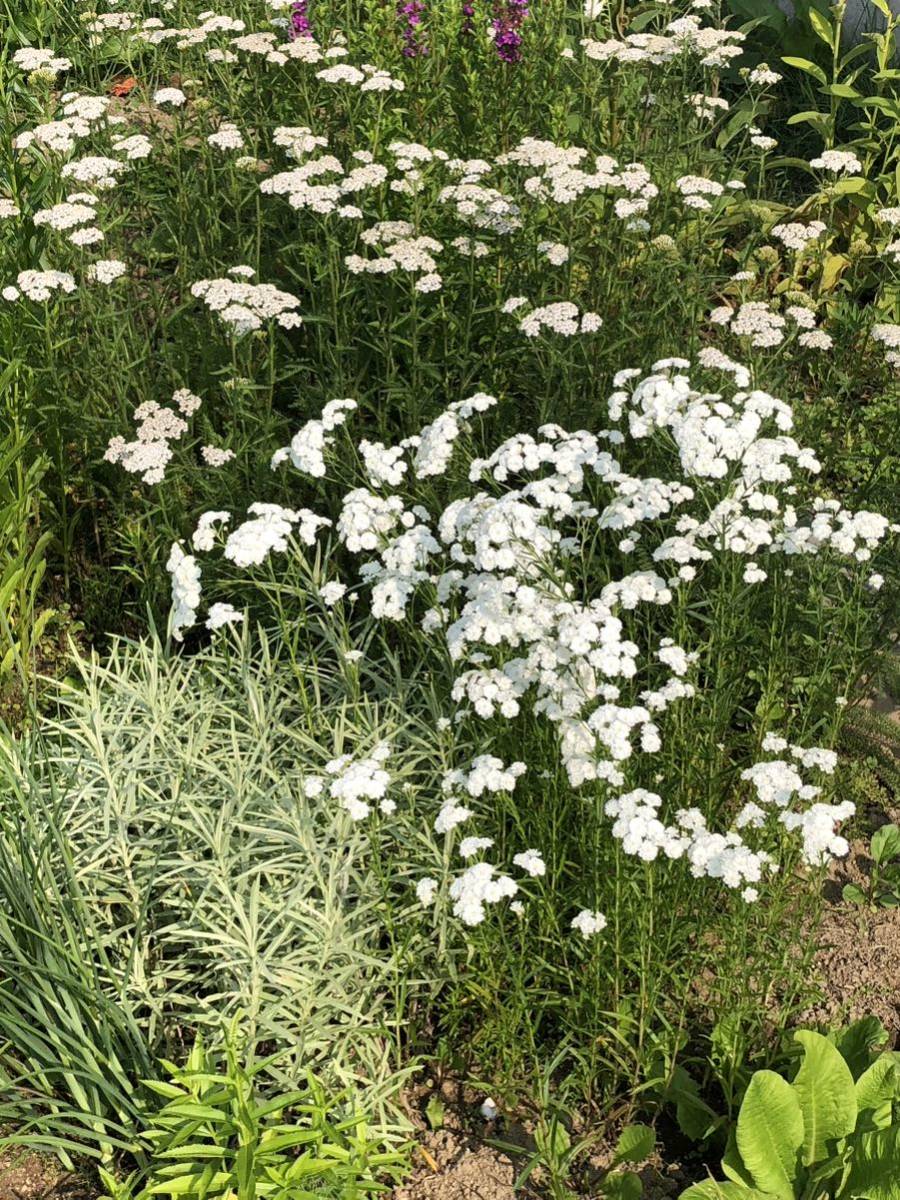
398;0;428;56
289;0;314;40
492;0;528;62
461;0;476;36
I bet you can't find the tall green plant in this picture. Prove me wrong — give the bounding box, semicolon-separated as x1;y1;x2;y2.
0;360;55;683
0;728;154;1161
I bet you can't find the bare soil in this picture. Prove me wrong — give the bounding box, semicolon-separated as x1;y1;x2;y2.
800;834;900;1037
0;1149;93;1200
388;1079;694;1200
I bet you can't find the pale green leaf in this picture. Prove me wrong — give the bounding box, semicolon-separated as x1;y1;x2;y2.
736;1071;803;1197
792;1031;857;1166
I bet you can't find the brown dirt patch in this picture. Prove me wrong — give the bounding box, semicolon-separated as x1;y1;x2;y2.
393;1129;518;1200
0;1149;95;1199
390;1079;693;1200
801;837;900;1037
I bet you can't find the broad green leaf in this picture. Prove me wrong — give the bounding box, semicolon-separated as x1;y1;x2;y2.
722;1127;755;1187
819;83;861;99
871;825;900;866
830;178;877;201
855;1055;900;1128
842;883;868;906
808;7;836;49
792;1031;857;1166
843;1126;900;1198
604;1170;643;1200
835;1019;889;1080
820;253;850;292
612;1123;655;1165
681;1183;775;1200
736;1071;803;1197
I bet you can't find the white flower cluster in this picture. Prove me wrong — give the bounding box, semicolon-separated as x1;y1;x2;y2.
104;390;199;484
3;270;76;303
190;277;303;335
676;175;725;212
166;543;202;640
581;13;744;68
516;301;603;338
710;300;786;348
271;398;358;476
181;363;886;813
809;149;862;175
771;220;827;252
12;46;72;76
223;503;330;567
303;742;394;821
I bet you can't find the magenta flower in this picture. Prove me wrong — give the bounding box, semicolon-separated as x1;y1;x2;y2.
398;0;428;56
289;0;314;40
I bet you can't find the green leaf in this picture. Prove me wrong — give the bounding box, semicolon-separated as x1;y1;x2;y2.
425;1096;445;1130
613;1124;655;1165
604;1169;643;1200
680;1184;774;1200
871;825;900;866
836;1019;889;1079
736;1071;803;1197
721;1128;754;1187
782;56;828;84
855;1055;900;1127
664;1065;721;1142
843;1126;900;1198
843;883;868;906
792;1031;857;1167
819;83;861;99
828;176;875;201
808;7;836;49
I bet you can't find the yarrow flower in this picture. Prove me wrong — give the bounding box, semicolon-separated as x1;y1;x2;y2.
153;87;186;107
190;277;302;335
809;149;862;174
12;47;71;76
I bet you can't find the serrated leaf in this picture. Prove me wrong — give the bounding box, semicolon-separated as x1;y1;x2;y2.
736;1071;803;1197
792;1031;857;1166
